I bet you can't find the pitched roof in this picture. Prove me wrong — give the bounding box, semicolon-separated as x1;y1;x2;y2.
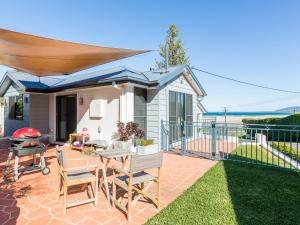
0;65;206;96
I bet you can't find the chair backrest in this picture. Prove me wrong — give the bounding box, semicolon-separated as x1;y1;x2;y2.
129;152;163;173
56;145;67;168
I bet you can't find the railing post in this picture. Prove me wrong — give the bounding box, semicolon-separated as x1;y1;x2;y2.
181;120;186;156
161;120;164;151
211;122;216;160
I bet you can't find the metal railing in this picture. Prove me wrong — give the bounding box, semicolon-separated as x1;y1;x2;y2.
161;120;300;171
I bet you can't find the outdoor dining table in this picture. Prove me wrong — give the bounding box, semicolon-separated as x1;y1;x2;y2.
95;149;136;199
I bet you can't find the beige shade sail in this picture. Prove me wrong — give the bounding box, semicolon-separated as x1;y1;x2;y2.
0;29;148;76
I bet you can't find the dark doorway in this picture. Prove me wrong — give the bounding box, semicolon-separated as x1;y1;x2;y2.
56;95;77;142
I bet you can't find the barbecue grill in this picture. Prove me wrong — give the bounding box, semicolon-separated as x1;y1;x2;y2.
4;127;50;181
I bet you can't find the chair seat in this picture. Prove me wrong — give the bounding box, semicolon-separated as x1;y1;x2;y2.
116;171;157;186
67;169;95;181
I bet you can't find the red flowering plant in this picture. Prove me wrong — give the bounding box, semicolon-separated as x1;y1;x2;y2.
116;121;144;141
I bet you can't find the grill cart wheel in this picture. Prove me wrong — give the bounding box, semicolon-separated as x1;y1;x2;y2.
42;167;50;175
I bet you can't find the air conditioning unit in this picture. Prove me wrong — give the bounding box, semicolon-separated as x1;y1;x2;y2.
89;99;105;118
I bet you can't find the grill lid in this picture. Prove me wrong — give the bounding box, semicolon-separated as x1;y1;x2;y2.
12;127;42;139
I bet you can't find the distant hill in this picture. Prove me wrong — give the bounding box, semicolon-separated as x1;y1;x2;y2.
276;106;300;113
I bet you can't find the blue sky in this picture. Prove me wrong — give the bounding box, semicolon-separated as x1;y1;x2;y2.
1;0;300;111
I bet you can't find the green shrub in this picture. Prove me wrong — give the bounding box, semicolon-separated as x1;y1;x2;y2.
270;142;300;162
137;138;154;146
242;114;300;142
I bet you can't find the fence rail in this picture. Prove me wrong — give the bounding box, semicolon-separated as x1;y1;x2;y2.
161;120;300;171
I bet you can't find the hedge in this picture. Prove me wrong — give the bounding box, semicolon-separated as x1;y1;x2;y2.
270;142;300;162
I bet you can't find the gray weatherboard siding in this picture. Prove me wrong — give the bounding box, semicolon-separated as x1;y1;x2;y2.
4;84;30;136
146;73;201;147
3;85;50;136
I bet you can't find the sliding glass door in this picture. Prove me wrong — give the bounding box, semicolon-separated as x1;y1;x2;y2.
169;91;193;142
56;95;77;142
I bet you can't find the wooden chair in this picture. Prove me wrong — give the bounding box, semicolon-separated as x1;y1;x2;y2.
56;146;99;214
111;152;163;221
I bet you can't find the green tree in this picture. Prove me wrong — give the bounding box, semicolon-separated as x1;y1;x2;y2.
156;24;189;69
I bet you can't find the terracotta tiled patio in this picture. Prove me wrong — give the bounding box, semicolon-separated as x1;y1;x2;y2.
0;143;216;225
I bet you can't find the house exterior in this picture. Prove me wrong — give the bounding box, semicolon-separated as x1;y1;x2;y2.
0;64;206;148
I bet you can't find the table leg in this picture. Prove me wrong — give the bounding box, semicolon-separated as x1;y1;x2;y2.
100;157;111;199
14;156;19;181
121;156;130;169
5;151;13;176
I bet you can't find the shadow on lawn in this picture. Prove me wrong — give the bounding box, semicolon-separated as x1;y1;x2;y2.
223;158;300;225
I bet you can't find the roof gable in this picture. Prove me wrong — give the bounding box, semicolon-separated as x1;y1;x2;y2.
143;65;207;96
0;71;26;96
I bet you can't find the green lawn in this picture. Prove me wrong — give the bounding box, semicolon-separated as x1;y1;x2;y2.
228;145;294;168
146;161;300;225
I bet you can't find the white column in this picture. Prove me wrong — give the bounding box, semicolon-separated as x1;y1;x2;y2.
119;85;134;123
49;93;56;143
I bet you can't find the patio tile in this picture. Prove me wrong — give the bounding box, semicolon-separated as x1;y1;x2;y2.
0;145;217;224
27;215;52;225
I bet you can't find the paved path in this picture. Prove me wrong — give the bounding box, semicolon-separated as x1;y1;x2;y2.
0;146;216;225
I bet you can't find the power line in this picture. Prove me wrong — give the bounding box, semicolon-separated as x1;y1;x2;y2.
191;67;300;94
226;94;300;109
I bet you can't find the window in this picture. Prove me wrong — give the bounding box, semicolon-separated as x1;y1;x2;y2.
169;91;193;142
186;94;193;137
9;95;24;120
134;88;147;136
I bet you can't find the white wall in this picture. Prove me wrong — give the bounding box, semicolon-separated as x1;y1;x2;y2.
76;87;120;143
48;85;134;144
119;85;134;123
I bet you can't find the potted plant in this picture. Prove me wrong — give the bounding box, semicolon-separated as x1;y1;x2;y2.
114;121;144;151
136;138;158;155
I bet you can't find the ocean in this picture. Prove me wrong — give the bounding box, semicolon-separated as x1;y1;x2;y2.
204;112;292;117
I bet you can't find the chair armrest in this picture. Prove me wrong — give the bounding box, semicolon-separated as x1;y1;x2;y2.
112;166;130;176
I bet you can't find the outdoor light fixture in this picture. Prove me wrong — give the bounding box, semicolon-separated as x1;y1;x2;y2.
79;97;84;105
0;98;4;107
180;77;184;84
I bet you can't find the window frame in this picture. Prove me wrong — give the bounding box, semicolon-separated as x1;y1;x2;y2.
8;95;24;120
134;87;147;137
169;91;193;142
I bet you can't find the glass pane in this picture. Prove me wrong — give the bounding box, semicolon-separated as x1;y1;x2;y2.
169;91;176;117
15;96;23;120
134;117;146;134
8;96;15;119
134;88;147;117
186;115;193;138
9;95;23;120
186;94;193;116
134;88;147;136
